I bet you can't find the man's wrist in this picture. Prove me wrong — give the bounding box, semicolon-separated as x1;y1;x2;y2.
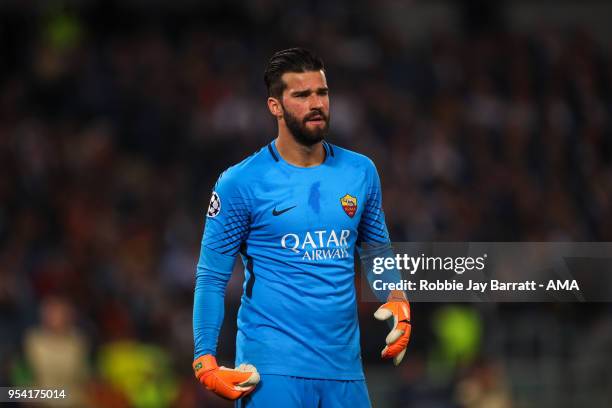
388;290;407;302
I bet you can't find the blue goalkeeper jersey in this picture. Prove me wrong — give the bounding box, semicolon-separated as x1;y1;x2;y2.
193;140;390;380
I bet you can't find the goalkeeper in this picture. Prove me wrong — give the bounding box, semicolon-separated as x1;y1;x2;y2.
192;48;411;407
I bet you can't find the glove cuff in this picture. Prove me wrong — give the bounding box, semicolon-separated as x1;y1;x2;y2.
193;354;218;379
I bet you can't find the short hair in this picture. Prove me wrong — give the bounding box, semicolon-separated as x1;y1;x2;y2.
264;47;324;98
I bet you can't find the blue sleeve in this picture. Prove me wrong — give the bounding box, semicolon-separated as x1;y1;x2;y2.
193;171;251;359
356;161;401;301
357;160;390;245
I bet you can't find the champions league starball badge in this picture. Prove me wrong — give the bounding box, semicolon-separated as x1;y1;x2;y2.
207;191;221;217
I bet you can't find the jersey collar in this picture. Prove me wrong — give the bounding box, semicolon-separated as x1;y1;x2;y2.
267;140;334;164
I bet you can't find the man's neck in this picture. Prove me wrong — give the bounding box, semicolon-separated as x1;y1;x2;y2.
275;130;325;167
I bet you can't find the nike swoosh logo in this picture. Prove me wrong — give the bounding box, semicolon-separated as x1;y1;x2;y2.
272;205;296;216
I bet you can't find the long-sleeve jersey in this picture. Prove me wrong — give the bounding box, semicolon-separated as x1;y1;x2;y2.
193;140;391;380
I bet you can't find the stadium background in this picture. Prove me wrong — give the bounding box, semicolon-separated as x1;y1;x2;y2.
1;0;611;407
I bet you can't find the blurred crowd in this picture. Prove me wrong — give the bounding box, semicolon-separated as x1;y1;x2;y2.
0;1;611;407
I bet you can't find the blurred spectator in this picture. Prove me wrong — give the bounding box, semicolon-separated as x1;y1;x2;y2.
430;306;482;379
97;339;177;408
455;361;513;408
24;296;89;407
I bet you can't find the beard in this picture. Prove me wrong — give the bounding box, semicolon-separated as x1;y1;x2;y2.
282;105;330;147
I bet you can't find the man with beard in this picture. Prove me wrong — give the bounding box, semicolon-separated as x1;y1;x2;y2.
192;48;411;407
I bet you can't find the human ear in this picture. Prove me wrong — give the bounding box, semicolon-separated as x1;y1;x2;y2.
267;97;283;118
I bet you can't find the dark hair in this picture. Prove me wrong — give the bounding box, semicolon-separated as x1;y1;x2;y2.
264;47;324;98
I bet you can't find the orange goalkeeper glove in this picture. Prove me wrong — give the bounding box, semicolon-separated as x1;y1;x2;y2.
192;354;260;400
374;291;412;365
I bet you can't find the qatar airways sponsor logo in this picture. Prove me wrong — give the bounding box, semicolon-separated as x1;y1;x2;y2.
280;229;351;260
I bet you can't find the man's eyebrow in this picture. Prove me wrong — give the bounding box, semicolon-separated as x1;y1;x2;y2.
290;89;311;96
290;87;329;96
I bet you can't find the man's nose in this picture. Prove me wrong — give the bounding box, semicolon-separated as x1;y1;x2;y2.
309;94;324;109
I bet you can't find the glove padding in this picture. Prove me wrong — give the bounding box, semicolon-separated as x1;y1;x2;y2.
193;354;260;400
374;292;411;366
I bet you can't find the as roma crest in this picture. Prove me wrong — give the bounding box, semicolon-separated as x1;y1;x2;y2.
340;194;357;218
